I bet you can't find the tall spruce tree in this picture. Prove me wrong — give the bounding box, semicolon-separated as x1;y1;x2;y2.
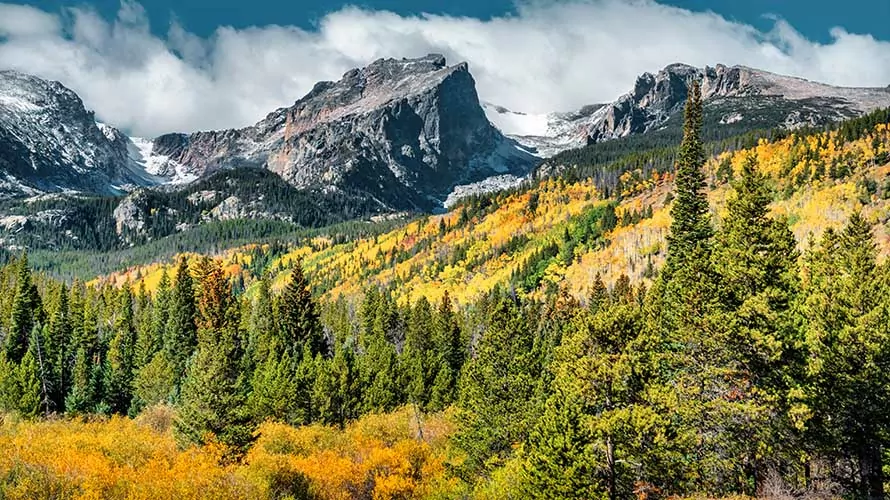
712;154;802;491
402;296;434;407
105;286;136;414
663;80;711;277
6;255;42;363
278;263;325;359
248;275;276;366
801;214;890;500
44;283;70;411
454;292;539;479
429;292;463;410
165;257;197;392
175;262;253;459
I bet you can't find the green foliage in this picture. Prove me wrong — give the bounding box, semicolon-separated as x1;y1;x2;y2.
800;214;890;499
131;352;177;413
521;385;602;500
174;262;254;459
278;263;325;359
104;287;136;415
453;292;540;479
165;257;197;393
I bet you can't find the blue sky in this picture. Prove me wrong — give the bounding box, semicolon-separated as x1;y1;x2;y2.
18;0;890;43
2;0;889;135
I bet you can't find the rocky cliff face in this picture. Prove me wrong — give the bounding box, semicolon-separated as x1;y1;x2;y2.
0;71;163;198
150;54;535;211
494;63;890;156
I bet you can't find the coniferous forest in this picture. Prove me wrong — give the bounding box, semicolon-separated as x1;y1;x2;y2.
2;86;890;500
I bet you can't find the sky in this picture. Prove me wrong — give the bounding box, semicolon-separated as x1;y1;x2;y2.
1;0;889;136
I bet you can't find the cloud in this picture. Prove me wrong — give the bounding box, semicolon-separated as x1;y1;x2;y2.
0;0;889;137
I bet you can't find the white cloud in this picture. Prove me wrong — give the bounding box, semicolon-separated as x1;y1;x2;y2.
0;0;889;137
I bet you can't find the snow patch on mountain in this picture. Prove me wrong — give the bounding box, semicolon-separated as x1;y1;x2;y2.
445;174;526;208
127;137;197;184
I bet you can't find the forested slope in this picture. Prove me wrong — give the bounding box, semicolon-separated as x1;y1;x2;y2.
1;97;889;499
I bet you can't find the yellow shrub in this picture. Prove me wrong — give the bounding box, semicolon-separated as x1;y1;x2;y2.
0;408;457;500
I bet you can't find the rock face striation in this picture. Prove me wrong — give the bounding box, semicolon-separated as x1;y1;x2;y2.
150;54;535;210
491;63;890;157
0;70;163;198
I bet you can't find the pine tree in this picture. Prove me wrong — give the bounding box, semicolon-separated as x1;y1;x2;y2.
6;255;42;363
663;80;711;277
174;262;253;459
105;287;136;414
0;352;20;413
454;292;539;478
131;351;176;412
165;257;197;393
522;386;601;500
17;343;44;419
311;356;340;426
291;346;317;424
402;297;434;407
44;283;70;411
248;275;276;366
801;214;890;500
65;347;96;414
278;263;325;358
249;350;298;423
428;292;463;410
359;328;401;414
134;281;160;370
146;270;172;365
712;154;802;491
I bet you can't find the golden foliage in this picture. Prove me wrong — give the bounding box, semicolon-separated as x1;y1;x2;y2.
97;122;890;305
0;408;457;500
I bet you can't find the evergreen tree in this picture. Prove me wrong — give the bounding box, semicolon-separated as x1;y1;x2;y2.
402;296;434;407
174;262;253;459
105;287;136;414
131;351;177;412
249;351;298;423
712;154;802;491
278;263;325;358
0;353;18;413
17;345;43;419
291;346;318;424
522;386;601;500
663;80;711;277
454;292;539;479
44;283;70;411
65;347;96;414
6;255;42;363
146;270;172;365
359;327;401;414
801;214;890;500
428;292;463;410
165;257;197;392
248;275;276;366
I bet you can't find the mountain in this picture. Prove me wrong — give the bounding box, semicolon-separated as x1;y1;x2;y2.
488;63;890;157
104;109;890;304
0;70;167;198
144;54;535;211
0;56;535;211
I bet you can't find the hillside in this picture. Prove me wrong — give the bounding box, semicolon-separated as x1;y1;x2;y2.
101;110;890;306
3;91;890;499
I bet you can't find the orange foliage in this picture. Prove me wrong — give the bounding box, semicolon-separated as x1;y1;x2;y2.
0;408;458;500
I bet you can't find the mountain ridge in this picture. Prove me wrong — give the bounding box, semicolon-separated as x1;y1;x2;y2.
488;63;890;157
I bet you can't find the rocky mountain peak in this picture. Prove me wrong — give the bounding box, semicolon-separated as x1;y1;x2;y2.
0;70;162;197
145;54;534;211
500;62;890;157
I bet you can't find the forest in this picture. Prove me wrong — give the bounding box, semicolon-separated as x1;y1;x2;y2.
1;85;890;500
